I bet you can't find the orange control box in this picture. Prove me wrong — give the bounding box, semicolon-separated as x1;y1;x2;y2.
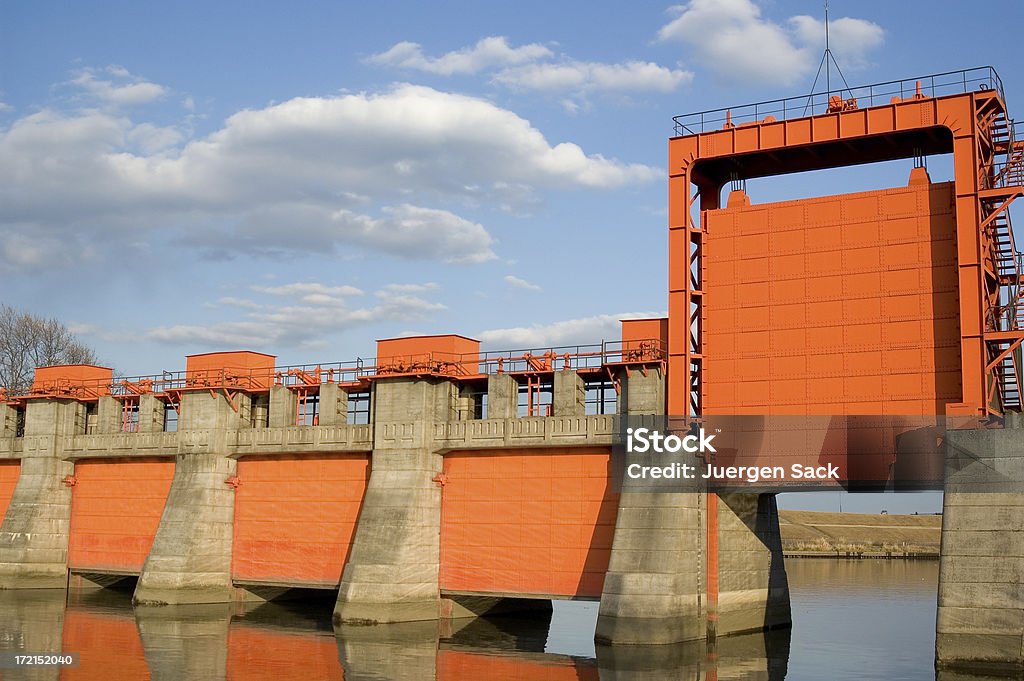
376;334;480;374
185;351;276;389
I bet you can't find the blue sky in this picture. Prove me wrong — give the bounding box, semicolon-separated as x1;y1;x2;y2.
7;1;1016;512
3;0;1022;378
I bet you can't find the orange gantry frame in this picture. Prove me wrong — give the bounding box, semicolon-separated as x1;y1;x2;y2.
668;68;1024;418
231;454;370;587
440;448;618;599
67;458;175;574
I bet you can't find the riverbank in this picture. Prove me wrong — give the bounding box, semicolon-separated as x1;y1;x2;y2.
778;510;941;558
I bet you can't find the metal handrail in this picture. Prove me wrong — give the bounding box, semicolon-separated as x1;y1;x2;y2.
14;338;668;400
672;66;1004;136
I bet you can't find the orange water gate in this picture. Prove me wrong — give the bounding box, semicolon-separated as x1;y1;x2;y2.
702;177;961;415
0;461;19;522
440;448;618;599
232;455;370;587
68;458;175;574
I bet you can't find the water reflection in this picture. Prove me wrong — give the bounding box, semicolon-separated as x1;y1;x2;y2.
0;562;1014;681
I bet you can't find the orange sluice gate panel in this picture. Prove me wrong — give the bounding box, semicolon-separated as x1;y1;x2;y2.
185;351;276;389
68;458;175;574
227;627;344;681
702;180;960;415
0;461;19;522
440;448;618;599
232;455;370;587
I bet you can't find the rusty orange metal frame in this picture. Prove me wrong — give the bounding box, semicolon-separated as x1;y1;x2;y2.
668;68;1024;419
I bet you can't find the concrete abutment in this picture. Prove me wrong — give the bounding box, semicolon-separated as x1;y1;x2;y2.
936;416;1024;673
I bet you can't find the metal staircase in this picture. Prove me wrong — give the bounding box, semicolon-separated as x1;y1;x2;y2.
982;112;1024;410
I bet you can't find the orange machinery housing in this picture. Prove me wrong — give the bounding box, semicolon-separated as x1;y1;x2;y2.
668;71;1024;419
375;334;481;376
185;351;276;390
29;364;112;398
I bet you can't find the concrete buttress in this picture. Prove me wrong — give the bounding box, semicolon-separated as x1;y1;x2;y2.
133;390;249;605
0;399;81;588
333;377;456;624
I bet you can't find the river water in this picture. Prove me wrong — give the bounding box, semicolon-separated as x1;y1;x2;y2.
0;559;1011;680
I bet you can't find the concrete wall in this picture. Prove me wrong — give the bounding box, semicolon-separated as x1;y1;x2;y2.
936;416;1024;673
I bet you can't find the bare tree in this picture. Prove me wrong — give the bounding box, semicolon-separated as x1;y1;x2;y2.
0;305;99;395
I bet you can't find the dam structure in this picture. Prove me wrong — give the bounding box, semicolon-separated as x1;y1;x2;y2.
0;66;1022;672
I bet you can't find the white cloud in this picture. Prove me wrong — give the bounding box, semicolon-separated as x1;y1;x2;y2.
70;66;168;105
0;102;12;113
479;311;663;348
657;0;883;86
193;203;497;264
371;36;690;97
368;36;552;75
494;60;692;93
788;15;884;69
504;274;542;292
252;282;364;300
0;83;656;271
383;282;439;294
148;282;446;349
126;122;183;154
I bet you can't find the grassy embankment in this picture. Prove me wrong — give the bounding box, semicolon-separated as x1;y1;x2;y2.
778;510;941;558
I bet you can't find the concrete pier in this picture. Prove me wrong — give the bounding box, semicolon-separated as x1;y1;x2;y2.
0;400;79;588
936;415;1024;673
134;390;247;605
333;378;452;624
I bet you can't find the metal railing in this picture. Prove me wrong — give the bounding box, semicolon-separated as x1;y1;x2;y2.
14;338;667;400
672;66;1004;136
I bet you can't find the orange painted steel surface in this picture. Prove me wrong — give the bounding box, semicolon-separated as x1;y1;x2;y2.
376;334;480;375
227;627;343;681
668;88;1021;418
0;461;18;523
60;609;150;680
232;455;370;586
29;364;112;397
185;351;276;389
67;458;174;573
702;180;960;415
621;318;669;359
438;649;598;681
440;448;618;598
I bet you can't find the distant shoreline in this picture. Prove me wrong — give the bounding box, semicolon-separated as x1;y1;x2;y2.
778;509;940;558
